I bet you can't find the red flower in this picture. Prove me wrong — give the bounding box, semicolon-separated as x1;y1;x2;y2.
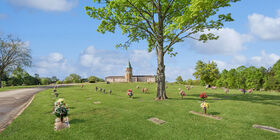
200;92;207;99
180;91;186;96
128;89;132;92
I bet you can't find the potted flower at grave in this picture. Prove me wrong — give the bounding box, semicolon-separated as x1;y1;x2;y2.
179;90;186;99
127;89;133;98
200;102;209;114
53;98;69;123
240;89;246;94
200;92;207;101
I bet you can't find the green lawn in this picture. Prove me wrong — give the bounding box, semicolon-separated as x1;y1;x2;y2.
0;85;47;92
0;83;279;140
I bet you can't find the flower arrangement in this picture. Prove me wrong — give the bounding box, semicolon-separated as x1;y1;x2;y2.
200;92;207;100
240;89;246;94
200;102;209;114
53;98;69;123
127;89;133;98
179;90;186;99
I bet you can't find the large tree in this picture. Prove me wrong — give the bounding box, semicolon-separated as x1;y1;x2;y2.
85;0;239;100
0;35;32;87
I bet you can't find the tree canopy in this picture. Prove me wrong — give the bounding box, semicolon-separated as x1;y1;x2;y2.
0;34;32;87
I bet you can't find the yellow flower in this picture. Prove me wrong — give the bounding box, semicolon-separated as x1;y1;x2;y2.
200;102;209;108
57;98;64;103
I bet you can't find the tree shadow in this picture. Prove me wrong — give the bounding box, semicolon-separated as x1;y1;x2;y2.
188;93;280;106
70;119;86;124
208;112;220;115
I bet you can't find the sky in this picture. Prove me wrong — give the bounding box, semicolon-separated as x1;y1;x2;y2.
0;0;280;82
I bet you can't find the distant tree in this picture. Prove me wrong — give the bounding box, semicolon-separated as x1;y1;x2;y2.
0;35;32;87
226;69;238;88
88;76;98;83
51;76;59;83
85;0;239;100
34;73;41;85
176;76;183;84
272;59;280;90
9;67;25;86
64;73;81;83
40;78;52;85
216;69;228;87
186;79;193;85
193;61;219;86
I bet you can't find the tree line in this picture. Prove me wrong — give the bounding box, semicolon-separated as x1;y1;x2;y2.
190;60;280;91
0;34;104;87
1;68;104;87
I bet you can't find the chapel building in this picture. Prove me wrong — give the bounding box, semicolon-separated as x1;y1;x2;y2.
105;62;156;83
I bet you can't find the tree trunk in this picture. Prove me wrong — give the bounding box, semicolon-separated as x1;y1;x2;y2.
156;50;168;100
155;0;167;100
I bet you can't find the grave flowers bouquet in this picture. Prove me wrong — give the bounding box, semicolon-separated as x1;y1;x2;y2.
54;98;69;122
200;102;209;114
179;90;186;99
127;89;133;98
200;92;207;101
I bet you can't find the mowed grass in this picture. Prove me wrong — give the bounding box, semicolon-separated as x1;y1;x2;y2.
0;83;280;140
0;85;48;92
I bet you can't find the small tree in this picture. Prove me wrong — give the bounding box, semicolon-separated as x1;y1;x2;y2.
64;73;81;83
193;60;219;86
176;76;183;84
0;35;31;87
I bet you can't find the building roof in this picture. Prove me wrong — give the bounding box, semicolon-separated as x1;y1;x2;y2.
105;76;125;78
132;75;156;77
127;61;132;69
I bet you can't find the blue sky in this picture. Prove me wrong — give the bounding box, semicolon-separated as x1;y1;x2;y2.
0;0;280;82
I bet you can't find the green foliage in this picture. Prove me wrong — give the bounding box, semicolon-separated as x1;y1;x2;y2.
64;73;82;83
85;0;239;53
88;76;103;83
176;76;184;84
40;78;52;85
193;60;219;86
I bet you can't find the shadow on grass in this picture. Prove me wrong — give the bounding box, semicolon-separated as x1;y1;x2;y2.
70;119;86;124
208;112;220;115
187;93;280;106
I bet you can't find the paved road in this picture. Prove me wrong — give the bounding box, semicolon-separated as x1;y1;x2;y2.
0;88;48;132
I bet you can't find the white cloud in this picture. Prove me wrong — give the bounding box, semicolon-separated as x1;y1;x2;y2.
33;52;75;78
165;67;195;82
248;50;280;68
211;51;280;72
79;46;156;78
248;13;280;40
191;28;252;55
8;0;78;12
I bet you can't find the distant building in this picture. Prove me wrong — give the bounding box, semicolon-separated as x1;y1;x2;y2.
105;62;156;83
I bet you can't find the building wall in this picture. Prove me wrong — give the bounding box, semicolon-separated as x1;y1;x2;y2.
106;77;127;82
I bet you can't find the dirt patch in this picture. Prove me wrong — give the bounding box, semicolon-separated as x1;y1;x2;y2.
148;117;166;125
93;101;101;104
54;117;70;131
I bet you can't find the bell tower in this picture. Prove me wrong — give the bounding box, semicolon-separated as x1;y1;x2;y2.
125;61;132;82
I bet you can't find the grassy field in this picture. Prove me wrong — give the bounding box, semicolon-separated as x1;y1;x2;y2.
0;83;279;140
0;85;48;92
